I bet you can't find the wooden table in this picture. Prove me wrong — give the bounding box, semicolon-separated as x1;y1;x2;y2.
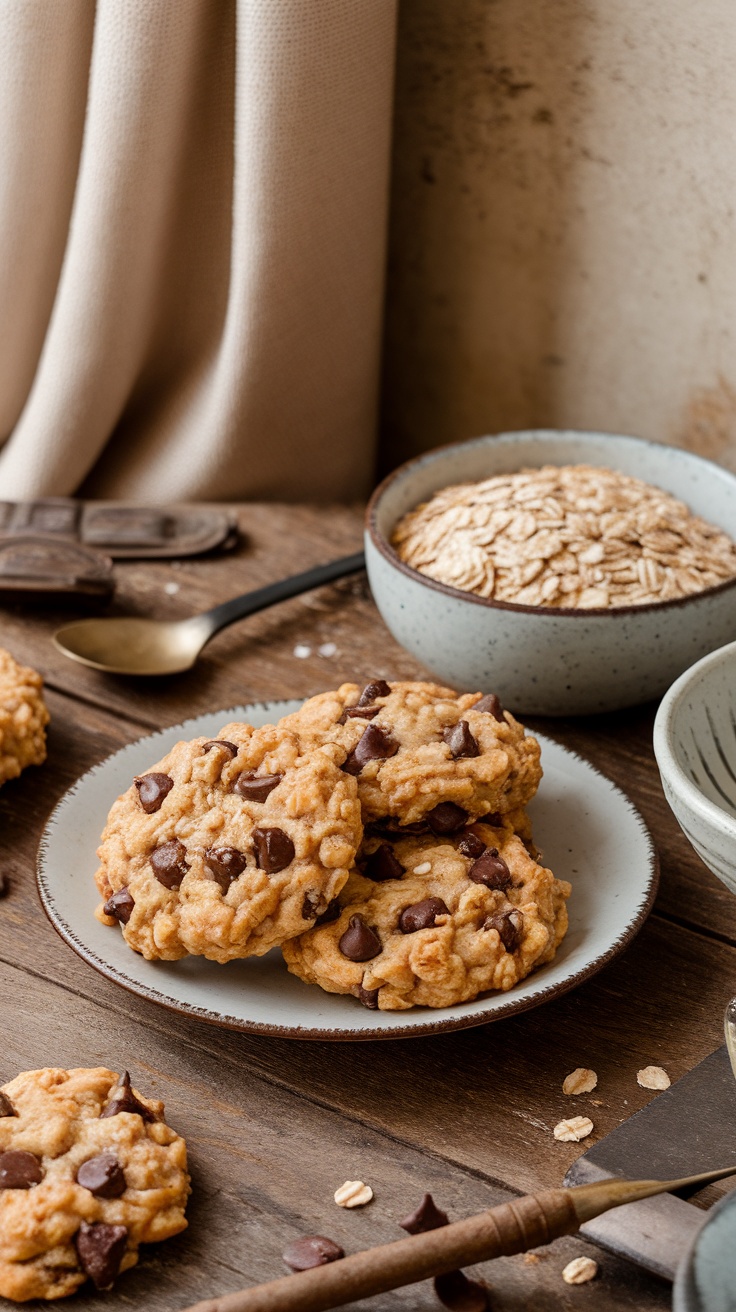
2;504;734;1312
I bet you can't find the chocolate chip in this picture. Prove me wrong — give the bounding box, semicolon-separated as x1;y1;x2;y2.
363;844;405;883
339;704;381;723
342;724;399;776
301;890;322;920
399;1193;449;1234
283;1235;344;1272
434;1269;490;1311
315;898;341;926
0;1150;43;1188
338;914;382;961
457;832;486;860
232;771;283;801
202;739;238;757
357;680;391;705
76;1153;127;1199
103;887;135;924
443;720;480;759
358;983;380;1009
365;818;429;839
473;693;505;722
100;1072;155;1123
0;1091;16;1118
426;802;468;835
134;773;173;813
205;846;247;891
484;908;524;952
476;811;502;827
468;847;512;891
0;872;8;899
253;826;295;873
75;1221;128;1290
399;898;449;933
150;839;189;889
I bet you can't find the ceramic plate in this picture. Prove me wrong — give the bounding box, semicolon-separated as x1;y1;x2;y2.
37;702;658;1040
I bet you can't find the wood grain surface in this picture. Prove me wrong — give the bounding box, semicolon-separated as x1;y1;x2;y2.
1;503;733;1311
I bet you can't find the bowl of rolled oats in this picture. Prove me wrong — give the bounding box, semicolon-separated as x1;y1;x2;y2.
365;429;736;714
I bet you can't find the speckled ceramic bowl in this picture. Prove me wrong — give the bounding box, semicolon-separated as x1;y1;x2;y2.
365;430;736;715
653;639;736;897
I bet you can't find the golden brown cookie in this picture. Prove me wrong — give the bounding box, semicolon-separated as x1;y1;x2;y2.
0;1067;189;1302
282;823;570;1010
95;723;363;962
0;648;49;787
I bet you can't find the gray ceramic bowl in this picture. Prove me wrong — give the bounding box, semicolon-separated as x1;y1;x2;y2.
673;1186;736;1312
365;430;736;715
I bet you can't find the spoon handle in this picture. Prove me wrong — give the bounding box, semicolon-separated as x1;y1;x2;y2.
199;552;366;641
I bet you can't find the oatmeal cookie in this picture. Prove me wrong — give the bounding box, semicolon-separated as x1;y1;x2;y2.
0;1067;189;1302
282;823;569;1010
278;680;541;828
95;724;362;962
0;648;49;787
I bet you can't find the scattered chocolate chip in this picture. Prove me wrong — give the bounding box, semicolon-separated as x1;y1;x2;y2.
457;832;486;860
358;983;380;1009
202;739;238;757
338;914;382;962
443;721;480;759
100;1072;155;1123
0;873;8;899
204;846;247;891
357;680;391;705
232;771;283;801
362;844;405;883
473;693;505;722
434;1269;490;1312
253;826;295;874
76;1153;127;1199
283;1235;344;1272
399;1193;449;1234
426;802;468;835
343;724;399;776
103;887;135;924
0;1150;43;1189
484;908;524;952
476;811;502;827
339;704;381;723
75;1221;128;1290
150;839;189;889
468;847;512;891
134;773;173;814
315;898;341;926
399;898;450;933
0;1091;16;1118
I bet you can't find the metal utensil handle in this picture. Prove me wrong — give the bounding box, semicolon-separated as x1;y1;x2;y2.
200;552;366;641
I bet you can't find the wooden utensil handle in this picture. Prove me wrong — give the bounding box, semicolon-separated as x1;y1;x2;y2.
181;1189;578;1312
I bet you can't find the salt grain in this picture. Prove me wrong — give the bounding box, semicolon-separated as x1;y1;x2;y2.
318;642;338;658
412;862;432;875
293;644;312;659
164;581;180;595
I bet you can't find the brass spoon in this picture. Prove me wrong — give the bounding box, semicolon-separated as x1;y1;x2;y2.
52;552;366;676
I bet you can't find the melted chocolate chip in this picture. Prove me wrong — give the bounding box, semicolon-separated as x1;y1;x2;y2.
399;1193;449;1234
342;723;399;776
473;693;505;722
75;1221;128;1290
0;1149;43;1188
476;811;502;827
338;914;382;962
362;844;405;883
339;704;381;723
484;908;524;952
399;898;450;933
426;802;468;835
357;680;391;705
150;839;189;889
100;1072;155;1123
202;739;238;757
283;1235;344;1272
434;1269;490;1312
0;1091;16;1118
204;847;247;891
357;983;380;1009
253;826;295;874
468;847;512;891
232;771;283;801
76;1153;127;1199
443;720;480;759
134;773;173;814
457;832;486;860
315;898;341;926
103;887;135;925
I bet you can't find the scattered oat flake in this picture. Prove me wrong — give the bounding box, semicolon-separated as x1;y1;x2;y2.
412;862;432;875
334;1180;373;1208
563;1068;598;1096
553;1116;594;1142
293;644;312;659
637;1066;670;1090
562;1256;598;1285
318;642;338;657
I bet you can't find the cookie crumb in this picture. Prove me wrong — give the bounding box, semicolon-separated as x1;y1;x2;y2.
562;1256;598;1284
334;1180;373;1208
637;1066;670;1090
524;1252;541;1266
562;1068;597;1096
293;644;312;659
553;1116;594;1142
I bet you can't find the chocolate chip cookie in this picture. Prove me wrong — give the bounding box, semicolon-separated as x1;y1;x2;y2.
0;647;49;787
282;824;570;1010
95;723;363;961
278;680;542;829
0;1067;189;1302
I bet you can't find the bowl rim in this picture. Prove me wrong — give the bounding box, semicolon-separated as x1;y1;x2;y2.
653;638;736;839
365;429;736;620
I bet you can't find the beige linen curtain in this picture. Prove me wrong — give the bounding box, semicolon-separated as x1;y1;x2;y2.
0;0;396;501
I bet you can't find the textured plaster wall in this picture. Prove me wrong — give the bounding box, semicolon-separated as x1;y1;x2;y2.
380;0;736;473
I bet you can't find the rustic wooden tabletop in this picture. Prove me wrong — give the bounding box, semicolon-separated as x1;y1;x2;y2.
2;504;735;1312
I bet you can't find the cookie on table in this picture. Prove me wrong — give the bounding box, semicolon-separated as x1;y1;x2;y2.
282;823;570;1011
278;679;542;830
0;1067;189;1302
0;648;49;787
96;723;362;962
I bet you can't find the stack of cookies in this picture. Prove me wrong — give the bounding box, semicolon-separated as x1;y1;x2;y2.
96;681;570;1011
